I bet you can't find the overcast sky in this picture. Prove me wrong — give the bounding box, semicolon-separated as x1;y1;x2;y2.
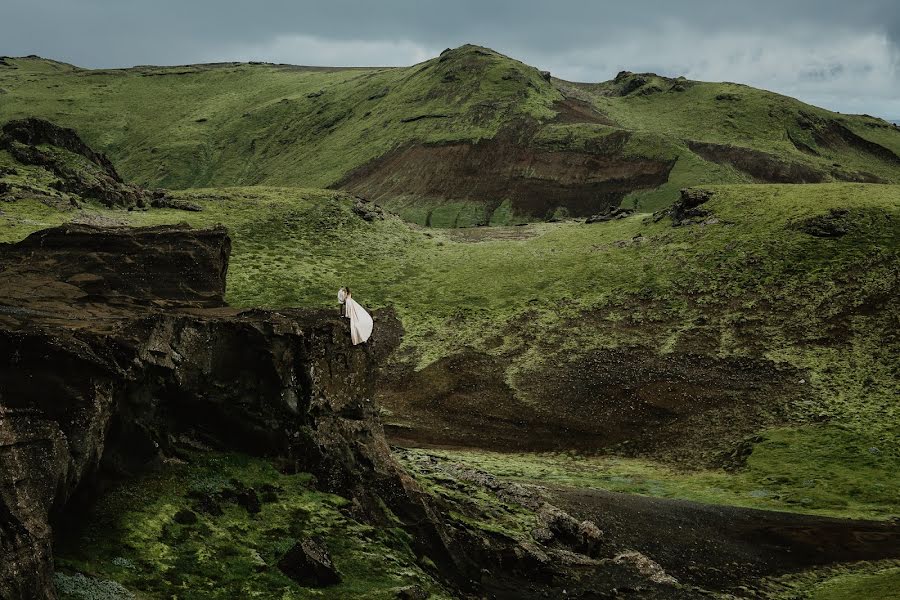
4;0;899;119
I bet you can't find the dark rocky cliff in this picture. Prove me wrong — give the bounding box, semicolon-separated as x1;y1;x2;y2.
0;224;452;599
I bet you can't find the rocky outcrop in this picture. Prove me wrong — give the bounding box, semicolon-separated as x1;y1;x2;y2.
0;118;153;207
585;206;634;223
277;537;341;587
667;188;714;226
0;223;455;599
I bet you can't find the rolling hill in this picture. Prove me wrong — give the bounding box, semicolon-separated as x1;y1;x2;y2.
2;45;899;224
1;45;899;598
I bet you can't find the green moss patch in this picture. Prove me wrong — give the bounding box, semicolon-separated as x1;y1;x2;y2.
54;452;450;599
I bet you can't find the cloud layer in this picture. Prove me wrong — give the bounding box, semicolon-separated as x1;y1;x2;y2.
3;0;899;118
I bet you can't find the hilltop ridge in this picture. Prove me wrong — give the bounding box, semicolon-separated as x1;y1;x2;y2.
2;45;899;224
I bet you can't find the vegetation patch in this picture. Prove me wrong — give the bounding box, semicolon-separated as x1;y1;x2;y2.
54;452;451;599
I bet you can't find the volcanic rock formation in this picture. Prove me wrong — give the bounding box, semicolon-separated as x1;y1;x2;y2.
0;223;448;598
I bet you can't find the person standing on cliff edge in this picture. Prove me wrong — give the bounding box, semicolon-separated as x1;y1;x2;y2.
338;286;373;345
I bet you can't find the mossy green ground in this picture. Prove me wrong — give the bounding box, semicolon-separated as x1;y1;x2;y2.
54;452;451;599
3;182;897;528
398;423;899;521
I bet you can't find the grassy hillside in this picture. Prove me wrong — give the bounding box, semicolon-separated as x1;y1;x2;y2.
2;46;899;222
2;182;897;521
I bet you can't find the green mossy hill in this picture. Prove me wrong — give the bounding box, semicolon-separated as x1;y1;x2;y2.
2;46;899;220
0;46;558;192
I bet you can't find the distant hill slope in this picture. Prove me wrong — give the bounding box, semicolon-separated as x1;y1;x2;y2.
1;46;899;224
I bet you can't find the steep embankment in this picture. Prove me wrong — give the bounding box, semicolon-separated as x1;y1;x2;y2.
2;46;899;222
0;223;439;598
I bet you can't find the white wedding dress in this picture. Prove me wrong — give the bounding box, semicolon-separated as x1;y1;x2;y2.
343;295;373;345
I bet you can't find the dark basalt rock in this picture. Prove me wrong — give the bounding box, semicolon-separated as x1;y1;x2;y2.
352;196;385;221
667;188;714;226
585;206;634;223
277;537;341;587
172;509;198;525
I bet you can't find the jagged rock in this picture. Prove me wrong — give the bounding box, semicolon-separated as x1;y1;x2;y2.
613;551;678;585
540;70;552;82
585;207;634;223
0;118;153;208
277;538;341;587
668;188;714;226
534;504;603;556
352;196;385;221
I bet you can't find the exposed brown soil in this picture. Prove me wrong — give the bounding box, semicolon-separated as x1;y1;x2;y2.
551;97;618;126
337;130;675;221
379;346;797;464
687;140;827;183
551;486;900;592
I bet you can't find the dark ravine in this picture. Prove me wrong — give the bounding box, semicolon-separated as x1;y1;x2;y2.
0;223;695;599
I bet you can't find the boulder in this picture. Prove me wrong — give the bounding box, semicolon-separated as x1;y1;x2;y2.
668;188;714;226
533;504;603;556
277;538;341;587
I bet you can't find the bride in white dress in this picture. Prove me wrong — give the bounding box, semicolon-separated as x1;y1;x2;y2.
337;287;373;345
